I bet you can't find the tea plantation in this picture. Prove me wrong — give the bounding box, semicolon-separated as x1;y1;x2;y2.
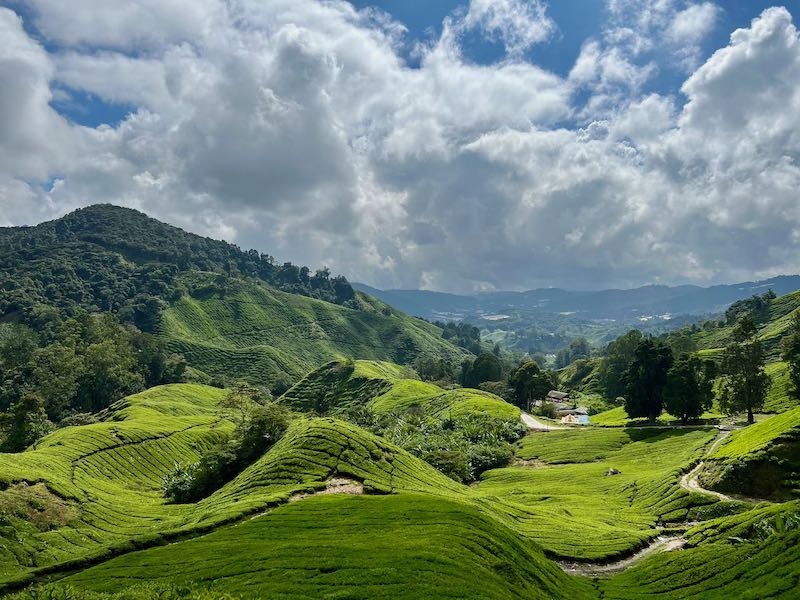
1;375;798;597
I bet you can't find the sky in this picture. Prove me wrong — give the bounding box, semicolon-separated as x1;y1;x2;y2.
1;1;800;293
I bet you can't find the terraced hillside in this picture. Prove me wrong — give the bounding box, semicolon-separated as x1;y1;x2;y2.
693;289;800;359
0;204;469;390
281;359;520;420
63;494;595;600
0;384;472;590
600;501;800;599
161;276;468;386
696;408;800;500
3;377;798;598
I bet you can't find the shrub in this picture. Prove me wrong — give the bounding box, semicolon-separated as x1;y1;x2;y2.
468;443;514;476
422;450;470;482
163;401;289;502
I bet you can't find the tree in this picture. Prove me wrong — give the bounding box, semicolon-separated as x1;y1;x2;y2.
508;361;554;410
598;329;643;399
0;392;52;452
623;339;673;422
220;382;268;425
462;352;502;388
555;338;590;368
663;355;714;424
781;311;800;399
719;317;770;424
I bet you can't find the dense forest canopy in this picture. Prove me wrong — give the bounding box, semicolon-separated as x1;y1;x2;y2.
0;204;357;325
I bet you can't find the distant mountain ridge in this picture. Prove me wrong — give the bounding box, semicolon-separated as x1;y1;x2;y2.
354;276;800;322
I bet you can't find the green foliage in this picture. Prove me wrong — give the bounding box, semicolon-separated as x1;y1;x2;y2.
163;400;290;502
508;360;555;410
435;321;482;354
781;311;800;400
0;312;186;429
0;204;357;322
663;354;714;424
461;352;502;387
412;355;455;383
624;338;673;422
555;337;591;369
719;325;771;424
0;393;52;452
598;329;643;399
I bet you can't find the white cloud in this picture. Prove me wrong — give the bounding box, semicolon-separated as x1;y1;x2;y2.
460;0;556;56
23;0;226;50
1;2;800;292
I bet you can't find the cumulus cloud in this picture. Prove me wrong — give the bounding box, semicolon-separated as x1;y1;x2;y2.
459;0;556;56
1;1;799;291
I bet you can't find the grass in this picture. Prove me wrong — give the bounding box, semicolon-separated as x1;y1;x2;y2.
63;494;595;600
161;274;468;386
516;428;665;463
600;502;800;599
473;428;719;560
282;359;520;421
710;408;800;460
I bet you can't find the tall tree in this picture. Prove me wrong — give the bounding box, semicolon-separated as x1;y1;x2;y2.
0;392;52;452
719;317;771;424
663;355;714;424
508;361;554;411
598;329;643;399
462;352;503;388
623;338;673;422
781;311;800;400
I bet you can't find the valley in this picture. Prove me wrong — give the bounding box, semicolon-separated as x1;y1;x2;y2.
0;206;798;599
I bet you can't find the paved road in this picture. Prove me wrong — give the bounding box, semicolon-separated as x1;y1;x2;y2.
520;412;565;431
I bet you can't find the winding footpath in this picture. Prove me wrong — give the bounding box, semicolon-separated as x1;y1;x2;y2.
558;536;687;577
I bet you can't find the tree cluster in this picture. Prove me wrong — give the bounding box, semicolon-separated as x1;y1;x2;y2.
0;204;358;328
0;308;186;451
554;338;591;369
435;321;482;355
724;289;776;326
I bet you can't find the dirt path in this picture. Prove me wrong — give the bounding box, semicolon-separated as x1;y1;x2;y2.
521;412;565;431
678;430;767;503
558;536;686;577
680;462;731;501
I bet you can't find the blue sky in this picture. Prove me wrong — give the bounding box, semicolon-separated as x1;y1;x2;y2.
3;0;800;291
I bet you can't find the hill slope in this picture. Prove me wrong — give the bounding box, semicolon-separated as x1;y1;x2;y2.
0;205;468;387
281;359;520;420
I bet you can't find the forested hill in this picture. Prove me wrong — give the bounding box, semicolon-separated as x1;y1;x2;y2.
0;204;356;323
0;204;469;390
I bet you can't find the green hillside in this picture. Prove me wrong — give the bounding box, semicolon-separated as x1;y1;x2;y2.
281;359;519;420
696;408;800;500
3;379;798;598
0;384;468;589
0;205;469;391
601;502;800;599
63;494;594;600
161;277;468;386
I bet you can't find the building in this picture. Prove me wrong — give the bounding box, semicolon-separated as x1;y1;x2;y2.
560;406;591;425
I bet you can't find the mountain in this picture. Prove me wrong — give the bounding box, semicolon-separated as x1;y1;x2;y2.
0;205;468;386
354;276;800;353
354;277;800;321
